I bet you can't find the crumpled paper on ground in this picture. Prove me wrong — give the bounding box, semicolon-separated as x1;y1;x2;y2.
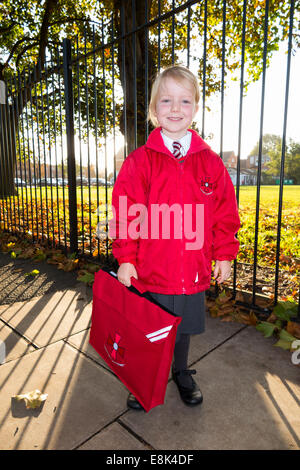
13;389;48;409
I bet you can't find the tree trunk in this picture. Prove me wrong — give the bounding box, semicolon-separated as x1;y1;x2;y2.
113;0;156;154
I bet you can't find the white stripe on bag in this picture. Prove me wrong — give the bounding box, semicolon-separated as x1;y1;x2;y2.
147;332;170;342
146;325;173;342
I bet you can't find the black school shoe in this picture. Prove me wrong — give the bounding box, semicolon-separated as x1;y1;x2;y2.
127;393;145;411
172;366;203;406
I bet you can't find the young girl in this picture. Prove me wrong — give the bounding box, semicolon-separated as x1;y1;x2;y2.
111;65;240;410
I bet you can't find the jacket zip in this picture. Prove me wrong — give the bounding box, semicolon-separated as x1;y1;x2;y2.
179;160;186;294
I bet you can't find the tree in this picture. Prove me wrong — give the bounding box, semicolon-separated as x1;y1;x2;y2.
1;0;299;196
286;142;300;183
249;134;282;158
0;0;107;196
249;133;300;184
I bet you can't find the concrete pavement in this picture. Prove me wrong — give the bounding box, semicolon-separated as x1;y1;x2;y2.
0;284;299;450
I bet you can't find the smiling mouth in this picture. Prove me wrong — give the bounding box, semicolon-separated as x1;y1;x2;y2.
168;117;182;121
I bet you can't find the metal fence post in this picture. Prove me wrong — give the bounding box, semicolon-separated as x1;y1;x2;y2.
63;38;78;254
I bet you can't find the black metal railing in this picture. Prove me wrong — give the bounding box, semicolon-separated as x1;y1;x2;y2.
0;0;299;318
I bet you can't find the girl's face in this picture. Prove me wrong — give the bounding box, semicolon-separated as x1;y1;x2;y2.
154;76;198;140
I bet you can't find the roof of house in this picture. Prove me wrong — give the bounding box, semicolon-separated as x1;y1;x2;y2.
222;151;236;162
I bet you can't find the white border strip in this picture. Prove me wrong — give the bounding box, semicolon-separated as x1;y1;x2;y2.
146;325;173;339
148;332;170;343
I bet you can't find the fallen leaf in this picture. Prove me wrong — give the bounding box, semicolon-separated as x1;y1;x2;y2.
206;298;216;308
209;306;219;318
255;297;272;309
273;328;298;351
34;250;47;261
50;253;66;263
286;321;300;339
266;312;277;323
256;321;277;338
273;339;292;351
77;271;94;285
13;390;48;409
24;269;40;277
6;242;15;249
220;315;235;322
82;263;100;273
236;310;258;326
18;247;36;259
249;311;259;325
234;291;245;303
217;304;235;316
273;301;298;321
216;290;232;305
58;259;79;271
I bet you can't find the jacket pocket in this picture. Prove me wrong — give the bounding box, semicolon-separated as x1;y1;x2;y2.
196;248;211;284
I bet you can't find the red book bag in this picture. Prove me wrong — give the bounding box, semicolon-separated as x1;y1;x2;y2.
89;269;181;412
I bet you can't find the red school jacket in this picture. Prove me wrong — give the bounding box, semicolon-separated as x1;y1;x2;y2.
110;127;240;295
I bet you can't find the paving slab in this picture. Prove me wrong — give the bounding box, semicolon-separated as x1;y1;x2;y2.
0;341;128;450
0;320;35;364
120;326;300;450
65;328;110;371
0;287;92;347
77;422;149;450
188;313;245;364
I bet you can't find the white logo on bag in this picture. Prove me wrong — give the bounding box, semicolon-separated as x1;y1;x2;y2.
146;325;173;343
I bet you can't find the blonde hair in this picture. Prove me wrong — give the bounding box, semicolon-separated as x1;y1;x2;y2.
148;65;200;127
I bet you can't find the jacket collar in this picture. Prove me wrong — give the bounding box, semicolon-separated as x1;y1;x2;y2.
145;127;211;156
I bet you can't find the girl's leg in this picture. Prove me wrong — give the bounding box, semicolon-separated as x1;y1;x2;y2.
173;333;193;388
172;333;203;405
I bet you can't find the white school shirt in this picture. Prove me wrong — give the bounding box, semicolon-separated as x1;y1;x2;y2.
160;130;192;157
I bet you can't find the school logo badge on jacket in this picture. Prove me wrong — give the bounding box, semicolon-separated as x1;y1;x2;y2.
200;176;213;195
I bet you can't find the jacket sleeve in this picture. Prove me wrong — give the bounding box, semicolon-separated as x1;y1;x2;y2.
211;157;240;261
109;149;149;266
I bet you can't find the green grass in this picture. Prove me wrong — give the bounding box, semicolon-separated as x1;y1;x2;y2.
2;185;300;269
238;185;300;208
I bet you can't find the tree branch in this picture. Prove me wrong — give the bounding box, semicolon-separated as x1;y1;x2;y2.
3;36;35;69
38;0;60;68
48;16;101;27
16;42;40;68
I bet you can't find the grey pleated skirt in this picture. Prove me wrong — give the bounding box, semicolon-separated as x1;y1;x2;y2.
147;291;206;342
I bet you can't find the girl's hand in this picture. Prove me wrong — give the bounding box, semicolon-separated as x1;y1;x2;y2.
213;260;231;284
117;262;138;287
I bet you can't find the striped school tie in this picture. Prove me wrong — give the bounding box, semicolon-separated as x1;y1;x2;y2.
172;141;183;159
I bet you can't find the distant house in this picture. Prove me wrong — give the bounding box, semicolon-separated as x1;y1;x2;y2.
227;167;257;186
222;151;237;169
246;154;270;170
221;152;257;185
